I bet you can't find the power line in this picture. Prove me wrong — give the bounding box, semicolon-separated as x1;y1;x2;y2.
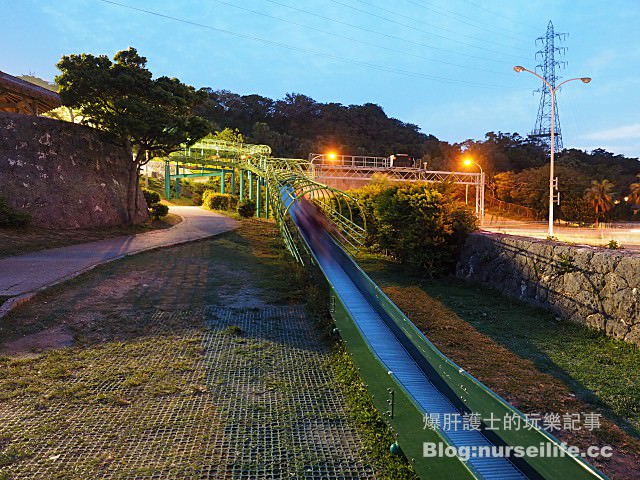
264;0;519;65
210;0;510;76
352;0;531;54
328;0;529;60
96;0;523;90
404;0;529;41
455;0;540;33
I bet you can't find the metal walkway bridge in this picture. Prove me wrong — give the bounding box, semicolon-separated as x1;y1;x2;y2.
166;140;608;479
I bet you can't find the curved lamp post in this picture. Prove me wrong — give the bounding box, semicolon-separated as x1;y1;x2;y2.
463;157;485;224
513;66;591;236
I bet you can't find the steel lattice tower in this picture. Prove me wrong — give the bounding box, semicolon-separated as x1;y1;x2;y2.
530;21;567;151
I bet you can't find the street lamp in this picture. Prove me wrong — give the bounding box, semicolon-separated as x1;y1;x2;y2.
463;157;485;224
513;65;591;236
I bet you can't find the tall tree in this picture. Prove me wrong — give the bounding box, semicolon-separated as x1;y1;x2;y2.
56;47;210;223
629;174;640;205
585;179;615;227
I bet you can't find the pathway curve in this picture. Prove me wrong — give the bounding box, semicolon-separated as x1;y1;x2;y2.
0;206;238;299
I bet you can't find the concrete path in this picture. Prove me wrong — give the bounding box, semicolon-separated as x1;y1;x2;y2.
0;207;238;298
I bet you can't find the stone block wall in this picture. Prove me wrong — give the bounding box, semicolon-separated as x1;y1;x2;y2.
457;232;640;345
0;111;147;228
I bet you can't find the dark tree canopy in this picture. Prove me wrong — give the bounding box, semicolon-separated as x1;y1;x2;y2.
194;89;443;161
56;47;210;223
56;48;209;160
194;86;640;223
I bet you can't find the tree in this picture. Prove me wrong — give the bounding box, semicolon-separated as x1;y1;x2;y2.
55;47;210;223
213;127;244;143
585;179;615;227
629;174;640;205
351;182;477;276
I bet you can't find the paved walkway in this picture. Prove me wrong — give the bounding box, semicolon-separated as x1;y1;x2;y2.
0;207;238;298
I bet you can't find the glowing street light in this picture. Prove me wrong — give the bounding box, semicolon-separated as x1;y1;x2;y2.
513;65;591;236
462;157;484;224
327;152;337;162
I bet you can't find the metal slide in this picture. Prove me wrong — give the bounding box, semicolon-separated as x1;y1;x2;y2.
284;193;608;480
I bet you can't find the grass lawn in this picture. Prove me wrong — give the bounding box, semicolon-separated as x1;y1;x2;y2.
0;218;411;479
358;252;640;479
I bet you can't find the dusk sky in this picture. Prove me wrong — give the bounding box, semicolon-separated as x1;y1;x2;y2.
2;0;640;159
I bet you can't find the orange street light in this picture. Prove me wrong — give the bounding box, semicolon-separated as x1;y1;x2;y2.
327;152;337;161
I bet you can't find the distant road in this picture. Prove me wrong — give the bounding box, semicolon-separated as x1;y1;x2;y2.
481;214;640;251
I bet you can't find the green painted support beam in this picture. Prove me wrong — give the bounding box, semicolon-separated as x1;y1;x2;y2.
231;169;236;195
256;177;261;217
164;161;171;199
220;171;225;194
239;169;245;199
265;181;269;219
175;162;181;199
248;171;254;200
171;172;222;180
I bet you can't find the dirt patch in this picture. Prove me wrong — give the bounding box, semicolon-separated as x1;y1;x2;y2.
1;325;73;357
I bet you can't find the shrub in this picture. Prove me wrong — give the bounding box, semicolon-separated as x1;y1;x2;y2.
202;190;238;210
191;192;203;206
604;239;623;250
151;203;169;219
141;188;169;220
350;182;477;276
142;188;160;206
0;197;31;227
237;199;257;218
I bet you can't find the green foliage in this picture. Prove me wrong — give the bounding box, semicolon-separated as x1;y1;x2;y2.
0;198;31;227
585;179;615;227
202;191;237;211
351;182;477;276
56;47;210;159
213;127;244;143
56;47;210;223
556;253;574;274
604;240;623;250
142;189;160;206
141;188;168;219
237;199;257;218
150;203;169;220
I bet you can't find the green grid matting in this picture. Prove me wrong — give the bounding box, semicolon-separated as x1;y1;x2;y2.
0;306;375;479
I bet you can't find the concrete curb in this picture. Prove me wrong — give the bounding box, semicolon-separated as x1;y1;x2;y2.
0;214;238;320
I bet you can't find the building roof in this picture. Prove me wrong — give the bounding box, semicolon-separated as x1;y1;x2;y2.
0;70;61;115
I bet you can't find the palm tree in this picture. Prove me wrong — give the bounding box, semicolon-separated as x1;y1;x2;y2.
585;179;615;227
628;174;640;205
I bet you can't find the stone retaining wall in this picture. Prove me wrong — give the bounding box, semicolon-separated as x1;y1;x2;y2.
0;111;147;228
456;232;640;345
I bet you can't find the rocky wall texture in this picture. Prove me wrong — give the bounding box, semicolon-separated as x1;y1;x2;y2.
0;111;147;228
457;232;640;345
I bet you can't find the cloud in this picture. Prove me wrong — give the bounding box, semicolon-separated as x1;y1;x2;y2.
582;123;640;141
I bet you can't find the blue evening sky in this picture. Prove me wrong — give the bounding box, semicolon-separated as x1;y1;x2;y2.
2;0;640;159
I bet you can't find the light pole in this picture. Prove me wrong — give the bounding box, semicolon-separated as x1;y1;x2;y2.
513;65;591;237
463;158;485;225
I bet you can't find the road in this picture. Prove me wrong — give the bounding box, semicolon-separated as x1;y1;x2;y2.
481;214;640;250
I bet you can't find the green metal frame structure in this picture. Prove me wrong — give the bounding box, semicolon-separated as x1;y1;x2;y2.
163;138;366;262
